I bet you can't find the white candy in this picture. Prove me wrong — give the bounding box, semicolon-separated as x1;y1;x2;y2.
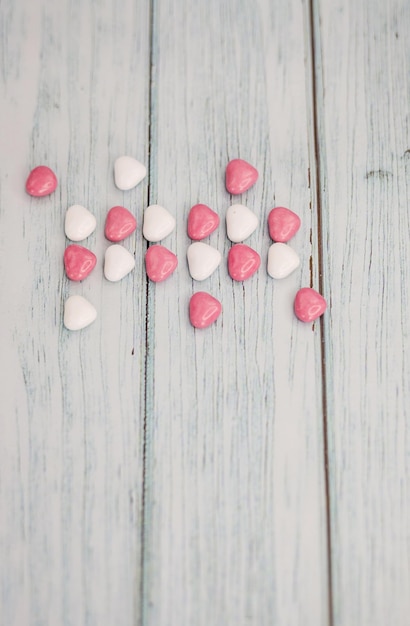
267;242;300;279
114;156;146;191
64;295;97;331
104;244;135;282
226;204;258;242
65;204;97;241
143;204;176;242
187;242;221;281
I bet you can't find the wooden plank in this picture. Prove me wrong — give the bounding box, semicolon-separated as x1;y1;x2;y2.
142;0;329;624
0;1;150;624
312;0;410;623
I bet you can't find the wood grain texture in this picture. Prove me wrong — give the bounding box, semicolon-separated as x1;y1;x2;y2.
313;0;410;623
0;0;150;624
142;0;328;624
3;0;408;623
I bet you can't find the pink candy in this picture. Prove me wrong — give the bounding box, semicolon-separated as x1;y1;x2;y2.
145;245;178;282
294;287;327;322
64;244;97;281
189;292;222;329
228;244;260;281
26;166;58;197
225;159;258;194
268;207;301;242
105;206;137;242
187;204;220;240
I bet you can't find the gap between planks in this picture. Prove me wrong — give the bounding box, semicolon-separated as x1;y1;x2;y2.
140;0;157;624
307;0;334;624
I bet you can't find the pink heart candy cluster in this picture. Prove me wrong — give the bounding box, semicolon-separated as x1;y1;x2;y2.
25;157;327;331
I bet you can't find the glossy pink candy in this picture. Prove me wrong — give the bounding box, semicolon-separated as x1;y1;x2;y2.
228;244;260;281
25;166;58;197
225;159;258;194
189;292;222;329
64;244;97;281
105;206;137;242
268;207;301;242
294;287;327;322
145;245;178;282
187;204;220;240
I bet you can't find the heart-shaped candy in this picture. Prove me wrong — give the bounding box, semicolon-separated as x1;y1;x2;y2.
228;244;260;281
114;156;146;190
267;243;300;279
225;159;258;194
64;295;97;331
104;244;135;282
268;207;301;242
187;242;221;281
187;204;220;240
226;204;258;242
189;292;222;329
294;287;327;322
26;166;58;197
105;206;137;242
64;244;97;281
143;204;176;242
145;245;178;282
65;204;97;241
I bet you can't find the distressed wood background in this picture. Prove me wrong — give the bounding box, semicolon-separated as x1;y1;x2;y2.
0;0;409;625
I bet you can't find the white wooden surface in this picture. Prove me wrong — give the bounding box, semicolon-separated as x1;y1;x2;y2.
143;0;328;624
0;0;409;625
314;0;410;624
0;1;150;624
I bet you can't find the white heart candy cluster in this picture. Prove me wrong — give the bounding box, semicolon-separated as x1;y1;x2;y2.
63;156;146;330
62;157;187;329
